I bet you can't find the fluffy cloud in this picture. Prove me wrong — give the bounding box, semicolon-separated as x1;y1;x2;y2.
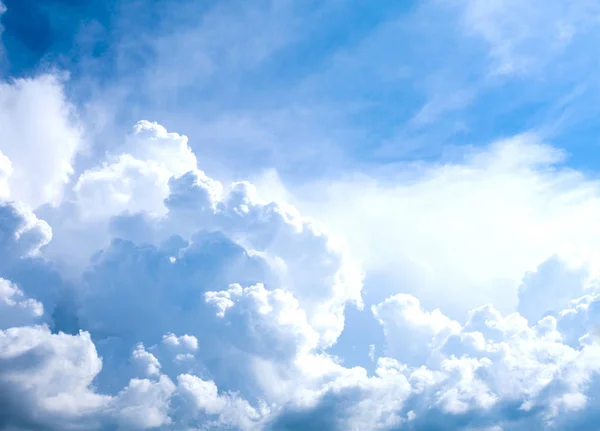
0;325;111;430
0;74;83;207
131;343;162;377
0;278;43;329
114;376;176;430
0;202;51;258
177;374;267;430
373;294;461;366
2;111;600;430
298;133;600;319
0;150;11;200
73;121;202;221
49;121;361;348
271;291;600;430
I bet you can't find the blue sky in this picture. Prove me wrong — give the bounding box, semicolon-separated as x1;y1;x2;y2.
3;1;600;430
5;0;600;177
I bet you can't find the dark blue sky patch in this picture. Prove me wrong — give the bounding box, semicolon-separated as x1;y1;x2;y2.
0;0;116;77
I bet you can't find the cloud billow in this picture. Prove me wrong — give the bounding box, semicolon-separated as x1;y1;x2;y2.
1;76;600;430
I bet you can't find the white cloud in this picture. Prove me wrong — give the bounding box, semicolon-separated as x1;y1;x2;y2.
114;376;176;430
0;75;83;208
0;150;11;199
161;333;198;352
517;256;589;324
73;121;205;221
0;325;110;428
73;154;172;220
131;343;162;377
298;133;600;318
41;121;361;347
0;278;43;329
460;0;600;75
373;293;461;366
177;374;266;430
0;200;52;261
205;283;320;360
3;118;600;430
125;121;199;177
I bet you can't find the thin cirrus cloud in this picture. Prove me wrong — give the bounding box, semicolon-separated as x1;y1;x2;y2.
2;0;600;430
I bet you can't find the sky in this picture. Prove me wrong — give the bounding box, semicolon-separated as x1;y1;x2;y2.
2;0;600;430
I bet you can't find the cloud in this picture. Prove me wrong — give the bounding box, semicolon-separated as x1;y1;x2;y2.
298;133;600;318
517;256;589;324
38;121;361;348
73;121;199;221
0;278;43;329
460;0;600;75
2;115;600;430
0;325;109;429
0;74;83;208
372;294;461;367
269;291;600;430
0;200;52;266
0;150;11;199
4;1;600;428
114;375;176;430
177;374;267;430
161;333;198;352
131;343;161;377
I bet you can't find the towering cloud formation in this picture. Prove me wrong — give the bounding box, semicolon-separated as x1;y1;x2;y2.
1;77;600;429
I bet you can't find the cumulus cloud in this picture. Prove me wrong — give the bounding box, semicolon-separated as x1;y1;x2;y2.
0;200;52;261
114;376;176;430
298;133;600;319
2;111;600;430
373;293;461;366
73;121;202;221
177;374;267;430
0;325;109;429
517;256;589;324
0;278;43;329
161;333;198;352
0;74;83;207
131;343;162;377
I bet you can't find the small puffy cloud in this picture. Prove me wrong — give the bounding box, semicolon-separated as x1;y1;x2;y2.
131;343;161;377
162;333;198;352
